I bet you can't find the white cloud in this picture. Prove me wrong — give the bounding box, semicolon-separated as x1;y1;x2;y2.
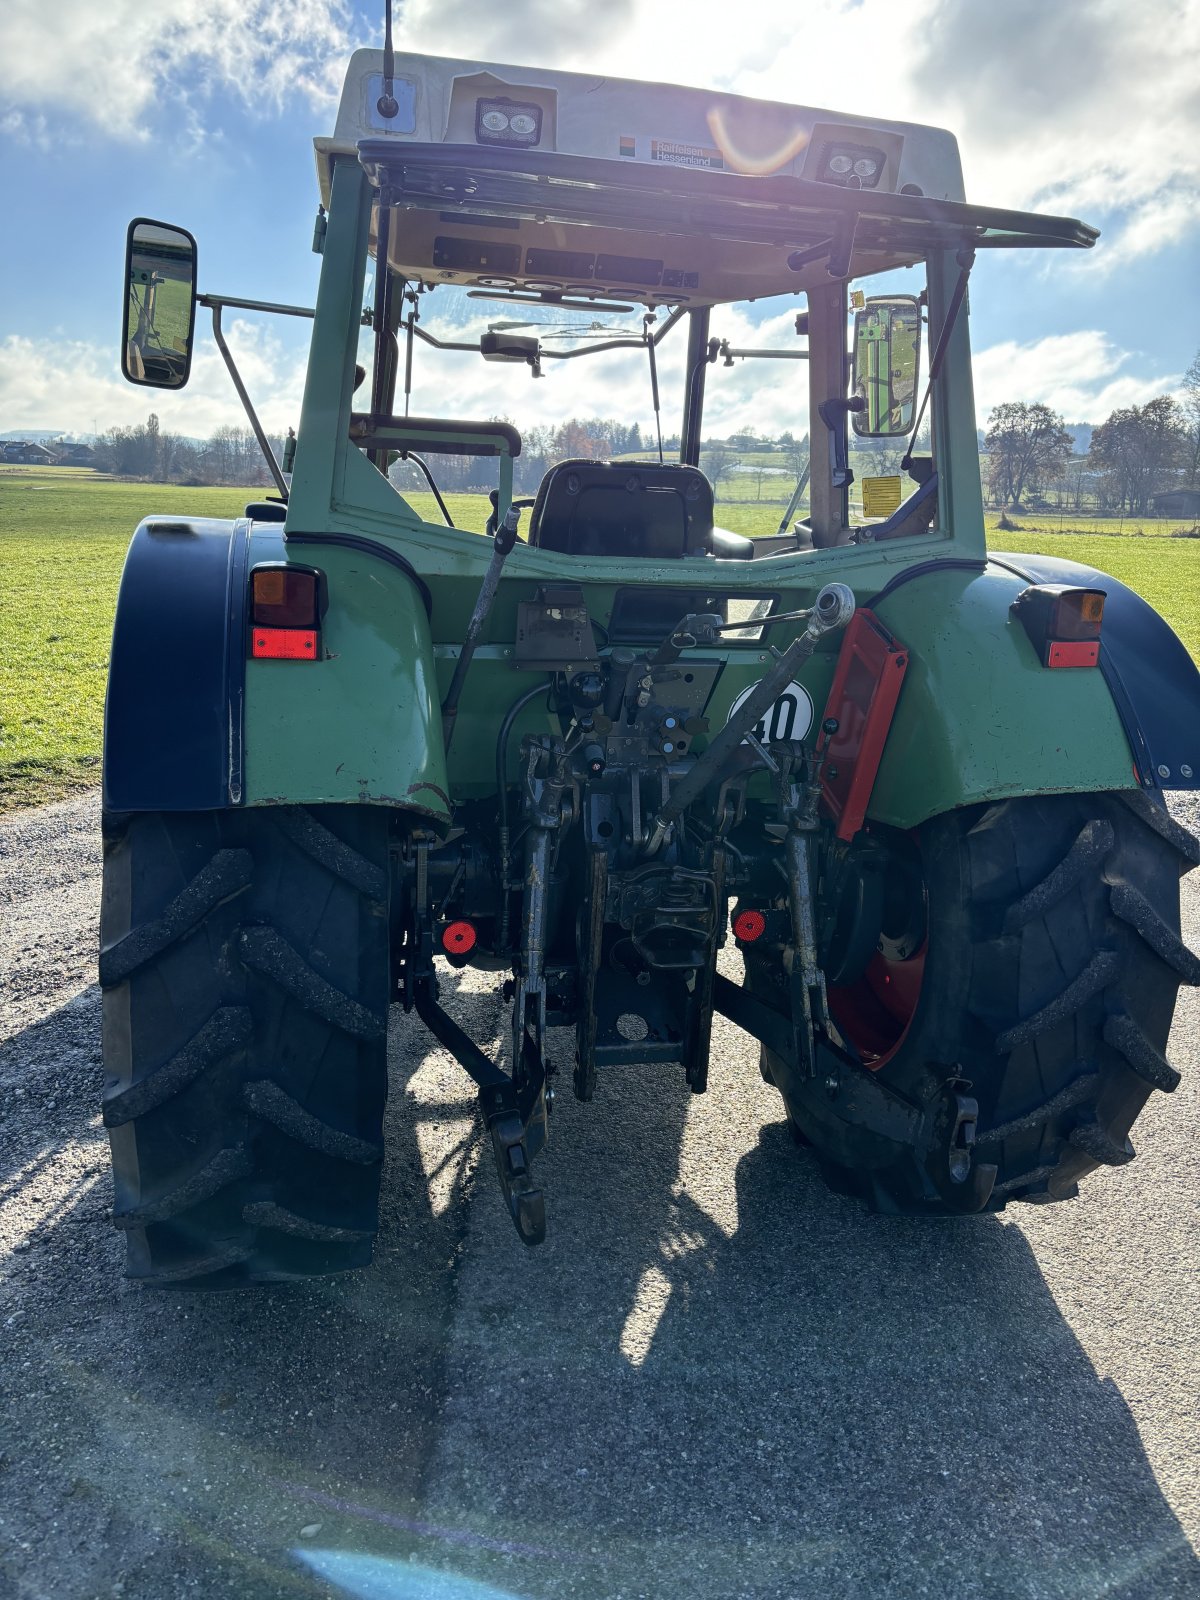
973;330;1181;423
0;0;352;141
0;320;308;438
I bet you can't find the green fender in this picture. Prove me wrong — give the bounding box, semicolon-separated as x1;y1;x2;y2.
867;564;1136;829
242;527;450;823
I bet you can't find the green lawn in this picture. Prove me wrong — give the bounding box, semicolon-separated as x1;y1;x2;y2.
0;470;254;810
1;468;1196;812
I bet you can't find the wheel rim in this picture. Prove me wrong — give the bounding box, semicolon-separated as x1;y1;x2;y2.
827;832;927;1069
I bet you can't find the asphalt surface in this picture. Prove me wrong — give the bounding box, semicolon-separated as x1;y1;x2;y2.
1;793;1198;1600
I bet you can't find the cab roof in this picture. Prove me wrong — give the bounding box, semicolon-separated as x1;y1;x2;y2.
316;50;1096;307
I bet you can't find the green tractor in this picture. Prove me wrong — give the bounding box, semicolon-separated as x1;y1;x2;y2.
101;43;1200;1284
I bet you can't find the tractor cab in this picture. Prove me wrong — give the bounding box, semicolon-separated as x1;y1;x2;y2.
307;50;1094;556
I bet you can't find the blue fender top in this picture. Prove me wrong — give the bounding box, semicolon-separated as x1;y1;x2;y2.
993;549;1200;790
103;516;249;812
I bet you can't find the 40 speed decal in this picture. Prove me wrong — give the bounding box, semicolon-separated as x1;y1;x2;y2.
726;680;815;745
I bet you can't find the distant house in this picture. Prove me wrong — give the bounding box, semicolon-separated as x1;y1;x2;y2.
1152;488;1200;518
1;440;57;464
57;443;96;466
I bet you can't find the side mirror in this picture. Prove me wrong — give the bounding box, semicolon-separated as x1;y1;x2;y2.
851;295;921;437
122;218;198;389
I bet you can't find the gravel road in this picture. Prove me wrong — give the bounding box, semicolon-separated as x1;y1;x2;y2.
2;794;1198;1600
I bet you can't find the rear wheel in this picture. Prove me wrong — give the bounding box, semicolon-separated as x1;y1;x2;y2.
99;806;391;1285
753;791;1199;1213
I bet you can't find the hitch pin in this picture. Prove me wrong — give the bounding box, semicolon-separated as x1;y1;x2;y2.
742;729;780;773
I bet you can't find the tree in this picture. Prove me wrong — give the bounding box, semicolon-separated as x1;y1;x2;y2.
778;430;809;480
1090;396;1188;514
984;401;1074;508
701;442;737;494
1183;348;1200;491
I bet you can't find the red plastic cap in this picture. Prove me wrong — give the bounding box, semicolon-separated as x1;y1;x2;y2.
442;920;477;955
733;909;767;943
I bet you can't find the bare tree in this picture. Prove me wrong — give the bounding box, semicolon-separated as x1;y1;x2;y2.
1090;396;1188;514
1183;348;1200;490
984;401;1074;508
701;443;738;494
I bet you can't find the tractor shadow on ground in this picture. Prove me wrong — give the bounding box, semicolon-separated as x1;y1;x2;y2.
3;975;1196;1600
0;970;494;1600
403;1042;1200;1600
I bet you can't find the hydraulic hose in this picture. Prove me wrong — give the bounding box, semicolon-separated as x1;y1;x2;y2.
441;505;520;750
496;680;554;948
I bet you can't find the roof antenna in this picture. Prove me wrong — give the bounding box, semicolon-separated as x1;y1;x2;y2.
377;0;399;119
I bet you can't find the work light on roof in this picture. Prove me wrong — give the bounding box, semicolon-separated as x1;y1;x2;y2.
816;141;886;189
476;97;543;147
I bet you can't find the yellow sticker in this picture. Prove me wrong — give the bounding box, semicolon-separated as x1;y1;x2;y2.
850;289;866;310
862;475;903;518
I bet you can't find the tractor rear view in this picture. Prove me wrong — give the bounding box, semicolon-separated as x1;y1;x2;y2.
100;43;1200;1284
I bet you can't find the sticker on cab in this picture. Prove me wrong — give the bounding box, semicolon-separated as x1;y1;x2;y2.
726;681;815;746
619;134;725;170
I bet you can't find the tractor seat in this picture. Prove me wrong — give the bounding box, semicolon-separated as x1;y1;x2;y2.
527;460;754;560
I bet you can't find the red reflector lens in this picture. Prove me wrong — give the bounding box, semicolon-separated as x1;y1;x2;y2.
1047;639;1100;669
251;627;319;660
442;920;477;954
251;566;321;628
733;909;767;943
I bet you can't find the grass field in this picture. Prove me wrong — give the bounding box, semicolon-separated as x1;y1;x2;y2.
1;466;1196;811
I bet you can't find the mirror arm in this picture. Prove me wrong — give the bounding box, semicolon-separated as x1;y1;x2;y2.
209;302;289;501
197;293;313;319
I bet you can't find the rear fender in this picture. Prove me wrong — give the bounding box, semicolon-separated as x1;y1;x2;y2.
103;517;449;823
104;516;249;812
865;562;1148;830
992;550;1200;793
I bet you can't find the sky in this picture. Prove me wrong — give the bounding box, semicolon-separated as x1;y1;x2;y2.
1;0;1197;445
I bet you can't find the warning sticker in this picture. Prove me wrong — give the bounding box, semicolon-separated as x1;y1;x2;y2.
619;135;724;170
862;476;903;518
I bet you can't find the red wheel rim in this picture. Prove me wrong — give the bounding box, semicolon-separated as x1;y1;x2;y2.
826;830;927;1070
828;940;926;1069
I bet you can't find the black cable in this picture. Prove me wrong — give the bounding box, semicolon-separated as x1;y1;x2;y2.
403;452;454;526
285;530;433;616
864;556;986;610
496;681;554;946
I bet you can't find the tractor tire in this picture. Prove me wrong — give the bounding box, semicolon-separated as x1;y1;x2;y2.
755;791;1199;1214
99;806;391;1285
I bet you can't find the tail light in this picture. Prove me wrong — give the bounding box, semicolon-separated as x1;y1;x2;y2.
249;565;324;660
1011;584;1105;668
